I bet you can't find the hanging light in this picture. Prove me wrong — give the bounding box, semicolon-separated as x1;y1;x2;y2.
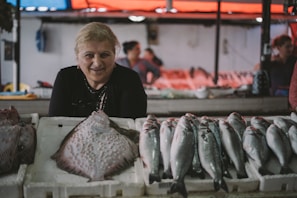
37;7;48;12
128;15;146;22
256;17;263;23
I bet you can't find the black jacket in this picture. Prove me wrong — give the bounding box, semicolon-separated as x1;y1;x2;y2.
48;65;147;119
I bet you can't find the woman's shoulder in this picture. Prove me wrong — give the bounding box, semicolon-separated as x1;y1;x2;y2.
59;65;79;73
112;65;141;83
56;66;83;82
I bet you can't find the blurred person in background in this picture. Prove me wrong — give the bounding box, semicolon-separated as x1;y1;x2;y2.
289;62;297;111
48;22;147;118
116;41;161;85
254;34;297;96
143;47;163;67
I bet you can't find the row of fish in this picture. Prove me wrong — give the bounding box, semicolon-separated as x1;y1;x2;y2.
0;106;36;175
138;111;297;198
244;112;297;175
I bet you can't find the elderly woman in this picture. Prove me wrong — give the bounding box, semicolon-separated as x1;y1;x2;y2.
48;22;147;118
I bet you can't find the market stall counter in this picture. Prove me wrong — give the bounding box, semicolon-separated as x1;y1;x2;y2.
0;96;290;117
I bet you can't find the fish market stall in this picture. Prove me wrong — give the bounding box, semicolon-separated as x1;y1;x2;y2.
1;105;297;197
0;96;290;117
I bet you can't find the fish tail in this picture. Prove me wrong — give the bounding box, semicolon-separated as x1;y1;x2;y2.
188;167;205;179
149;173;161;184
280;166;294;174
168;180;188;198
220;178;229;193
258;167;273;176
162;169;173;179
213;179;220;191
237;170;248;179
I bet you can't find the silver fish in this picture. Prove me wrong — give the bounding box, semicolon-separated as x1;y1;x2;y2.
288;125;297;155
290;112;297;124
168;115;194;198
219;120;248;179
201;116;231;179
242;126;271;175
139;114;161;184
250;116;271;135
226;112;247;141
51;110;138;181
266;124;293;174
185;113;204;179
198;122;228;192
273;117;297;136
159;117;177;179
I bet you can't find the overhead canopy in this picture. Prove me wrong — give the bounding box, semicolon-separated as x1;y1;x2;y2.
6;0;286;14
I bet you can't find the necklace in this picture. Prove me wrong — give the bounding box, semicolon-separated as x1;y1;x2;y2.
84;78;108;111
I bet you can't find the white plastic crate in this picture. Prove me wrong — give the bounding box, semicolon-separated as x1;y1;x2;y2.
31;87;52;99
249;154;297;192
23;116;144;198
0;165;27;198
0;113;39;198
135;117;259;196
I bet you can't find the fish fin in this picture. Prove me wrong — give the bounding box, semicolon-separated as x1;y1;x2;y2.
258;167;273;176
237;170;248;179
149;173;161;184
213;179;221;191
280;166;294;174
223;170;232;179
162;170;173;179
188;169;205;179
168;180;188;198
220;178;229;193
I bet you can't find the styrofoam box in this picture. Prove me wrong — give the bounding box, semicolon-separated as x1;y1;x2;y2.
23;116;145;198
0;113;39;198
248;156;297;192
245;115;297;192
134;117;259;196
31;87;53;99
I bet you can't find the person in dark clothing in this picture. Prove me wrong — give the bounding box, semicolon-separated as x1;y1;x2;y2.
254;34;297;96
267;34;297;96
48;22;147;118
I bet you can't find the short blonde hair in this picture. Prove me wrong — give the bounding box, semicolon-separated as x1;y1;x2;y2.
75;22;120;55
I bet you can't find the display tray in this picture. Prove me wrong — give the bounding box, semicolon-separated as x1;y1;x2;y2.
244;115;297;192
23;116;144;198
0;113;39;198
249;155;297;192
135;117;259;196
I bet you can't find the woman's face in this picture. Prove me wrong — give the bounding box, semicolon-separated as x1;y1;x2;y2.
143;50;153;60
128;43;141;58
76;40;115;88
278;40;294;58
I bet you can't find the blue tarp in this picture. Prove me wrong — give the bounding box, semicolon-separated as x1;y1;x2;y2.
6;0;70;10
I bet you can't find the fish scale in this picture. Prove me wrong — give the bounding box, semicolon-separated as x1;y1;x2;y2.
52;110;138;181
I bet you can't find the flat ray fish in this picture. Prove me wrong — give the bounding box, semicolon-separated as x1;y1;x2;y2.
51;110;139;181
